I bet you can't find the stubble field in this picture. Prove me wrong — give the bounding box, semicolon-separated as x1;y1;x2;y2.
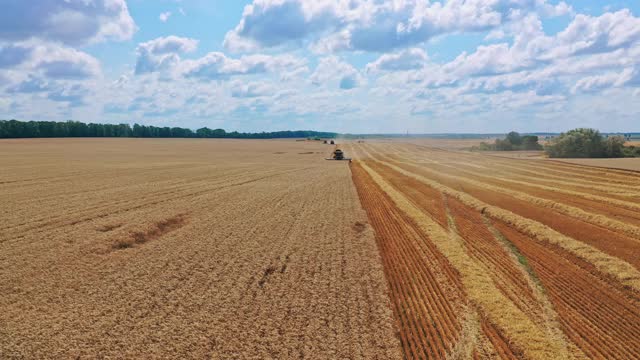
3;138;640;359
0;139;401;358
347;141;640;359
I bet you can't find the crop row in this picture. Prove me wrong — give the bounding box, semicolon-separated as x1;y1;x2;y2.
350;142;640;359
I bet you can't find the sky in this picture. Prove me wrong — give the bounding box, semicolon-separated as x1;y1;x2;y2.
1;1;640;134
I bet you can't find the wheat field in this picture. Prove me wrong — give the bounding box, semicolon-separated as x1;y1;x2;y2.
0;139;401;358
3;138;640;359
348;141;640;359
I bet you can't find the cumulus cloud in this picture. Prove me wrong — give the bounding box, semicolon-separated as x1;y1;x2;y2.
224;0;570;52
47;84;90;107
7;76;91;107
0;42;101;80
182;52;306;80
135;36;199;75
445;43;533;78
140;36;199;55
230;81;274;98
311;56;364;90
33;44;101;79
572;68;639;93
0;0;135;45
429;10;640;86
4;1;640;132
7;76;51;94
159;12;172;22
366;48;428;73
543;9;640;59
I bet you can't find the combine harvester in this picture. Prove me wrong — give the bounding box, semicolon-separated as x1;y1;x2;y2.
326;148;352;162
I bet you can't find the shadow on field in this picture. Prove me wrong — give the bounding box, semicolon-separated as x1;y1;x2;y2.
112;214;188;250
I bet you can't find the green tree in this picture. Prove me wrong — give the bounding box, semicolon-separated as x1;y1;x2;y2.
521;135;543;150
546;128;609;158
196;127;213;138
506;131;522;146
132;123;143;137
494;138;513;151
604;135;626;158
0;119;338;139
212;128;226;137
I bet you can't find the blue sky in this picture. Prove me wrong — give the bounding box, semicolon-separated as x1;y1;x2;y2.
1;1;640;133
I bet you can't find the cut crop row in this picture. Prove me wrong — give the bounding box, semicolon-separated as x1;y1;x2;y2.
367;152;640;269
496;222;640;359
351;161;464;359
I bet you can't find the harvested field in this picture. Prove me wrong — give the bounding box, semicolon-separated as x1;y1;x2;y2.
0;139;401;358
348;142;640;359
390;138;497;150
552;157;640;172
4;138;640;359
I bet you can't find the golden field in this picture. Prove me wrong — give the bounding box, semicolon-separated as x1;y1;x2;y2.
553;157;640;171
3;138;640;359
0;139;400;358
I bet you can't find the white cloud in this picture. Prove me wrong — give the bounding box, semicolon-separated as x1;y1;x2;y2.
366;48;428;73
310;56;364;90
0;0;135;45
485;29;506;41
139;36;199;55
0;41;101;80
543;9;640;59
230;81;274;98
7;75;92;107
572;68;639;93
135;36;199;75
33;44;101;79
224;0;570;52
3;1;640;133
419;10;640;91
8;76;51;94
181;52;307;80
159;12;172;23
47;84;90;107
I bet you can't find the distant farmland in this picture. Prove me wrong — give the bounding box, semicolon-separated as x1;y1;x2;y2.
348;142;640;359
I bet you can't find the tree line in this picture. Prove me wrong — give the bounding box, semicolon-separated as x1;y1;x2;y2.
0;120;337;139
545;128;640;158
473;128;639;158
472;132;543;151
